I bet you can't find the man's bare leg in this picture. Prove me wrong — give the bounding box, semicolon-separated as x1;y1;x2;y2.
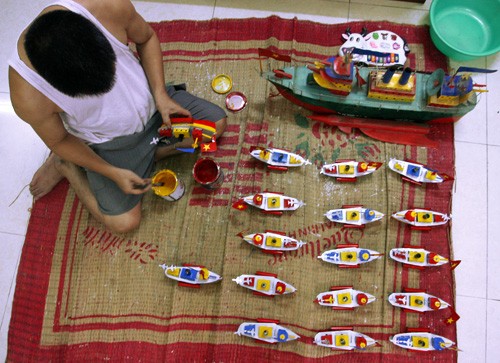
29;153;64;200
54;156;142;234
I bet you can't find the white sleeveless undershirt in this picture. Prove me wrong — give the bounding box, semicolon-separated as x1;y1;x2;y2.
8;0;156;144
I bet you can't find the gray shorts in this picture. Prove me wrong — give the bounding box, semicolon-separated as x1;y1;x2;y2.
87;85;226;216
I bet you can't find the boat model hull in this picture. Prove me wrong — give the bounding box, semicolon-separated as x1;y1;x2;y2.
315;287;376;309
267;65;477;123
314;330;378;350
235;321;299;343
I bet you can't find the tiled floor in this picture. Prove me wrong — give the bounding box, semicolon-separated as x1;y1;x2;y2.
0;0;498;361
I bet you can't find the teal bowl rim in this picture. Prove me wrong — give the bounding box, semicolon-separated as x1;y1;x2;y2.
429;0;500;57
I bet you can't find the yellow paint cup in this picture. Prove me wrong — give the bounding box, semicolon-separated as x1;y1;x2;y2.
152;169;185;201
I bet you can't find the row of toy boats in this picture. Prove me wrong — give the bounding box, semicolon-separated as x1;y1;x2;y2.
250;146;452;185
235;319;456;352
236;230;460;269
234;194;451;230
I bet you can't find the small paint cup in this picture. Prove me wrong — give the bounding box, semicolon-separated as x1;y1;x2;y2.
152;169;185;201
192;157;224;190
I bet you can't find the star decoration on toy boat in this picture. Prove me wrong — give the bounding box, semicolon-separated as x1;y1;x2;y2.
313;327;379;351
391;208;450;229
388;289;452;314
321;160;382;181
314;286;376;310
325;205;384;227
237;230;306;255
388;158;452;185
232;191;305;215
156;117;217;153
389;329;456;352
249;146;311;171
159;263;221;288
232;272;296;297
235;319;300;344
318;244;383;268
389;247;461;270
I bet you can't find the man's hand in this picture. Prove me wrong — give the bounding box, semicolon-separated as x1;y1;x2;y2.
112;167;152;195
155;94;191;128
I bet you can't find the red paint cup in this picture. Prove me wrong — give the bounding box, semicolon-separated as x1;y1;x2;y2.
192;157;224;190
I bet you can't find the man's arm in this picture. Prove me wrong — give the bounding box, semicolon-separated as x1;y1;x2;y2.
8;67;150;195
117;0;191;127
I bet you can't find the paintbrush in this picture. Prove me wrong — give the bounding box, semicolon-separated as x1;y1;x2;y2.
133;182;164;190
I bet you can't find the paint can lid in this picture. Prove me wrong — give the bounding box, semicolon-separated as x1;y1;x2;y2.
211;74;233;94
225;91;247;112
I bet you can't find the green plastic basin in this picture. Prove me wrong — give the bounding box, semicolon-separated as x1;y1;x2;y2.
430;0;500;61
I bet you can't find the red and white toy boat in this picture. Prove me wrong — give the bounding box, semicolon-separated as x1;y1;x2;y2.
321;160;382;181
159;263;222;288
388;289;451;313
232;272;296;297
318;244;383;268
392;208;450;229
314;327;379;350
390;329;456;352
314;286;376;310
250;146;311;171
389;247;460;269
388;158;452;185
237;230;305;254
232;191;305;215
325;205;384;227
235;319;300;344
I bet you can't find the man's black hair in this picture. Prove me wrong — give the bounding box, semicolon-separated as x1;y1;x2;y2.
24;10;116;97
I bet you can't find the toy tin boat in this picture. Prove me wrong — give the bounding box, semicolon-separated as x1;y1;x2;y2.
325;205;384;227
156;117;217;153
232;191;305;215
392;208;450;229
318;244;383;268
314;286;376;310
263;55;493;123
388;158;451;184
389;247;460;270
314;327;379;350
237;230;306;254
250;146;311;171
232;272;296;297
321;160;382;181
388;289;451;313
389;330;456;352
235;319;300;344
159;263;222;287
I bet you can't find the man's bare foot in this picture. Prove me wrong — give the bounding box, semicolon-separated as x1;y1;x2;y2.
29;153;64;200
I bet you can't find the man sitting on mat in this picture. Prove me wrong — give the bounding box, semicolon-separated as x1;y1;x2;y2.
8;0;227;233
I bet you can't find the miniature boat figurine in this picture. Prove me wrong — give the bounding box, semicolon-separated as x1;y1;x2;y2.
389;329;456;352
314;286;376;310
321;160;383;181
388;289;452;313
392;208;450;230
249;146;311;171
318;244;383;268
232;191;305;215
235;319;300;344
314;326;379;351
389;247;461;270
237;230;306;255
232;272;296;297
156;117;217;153
325;205;384;227
388;158;452;185
159;263;222;288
